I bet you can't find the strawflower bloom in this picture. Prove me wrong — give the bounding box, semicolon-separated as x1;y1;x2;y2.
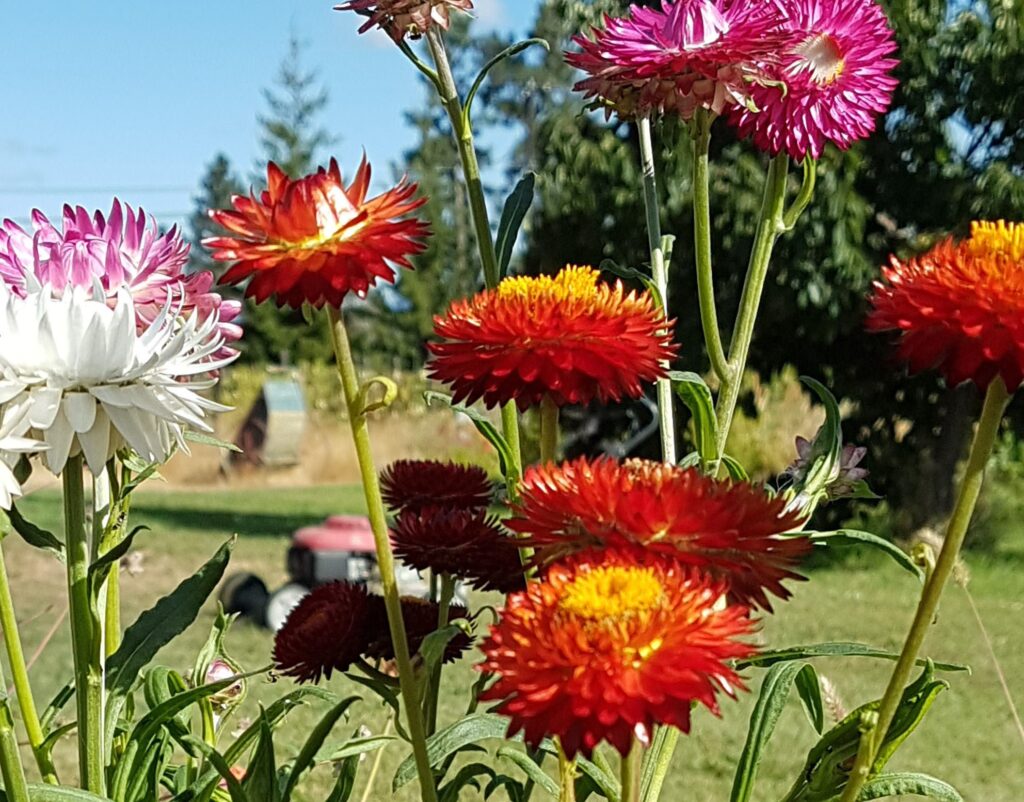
380;459;493;512
429;265;677;410
567;0;787;120
336;0;473;42
479;550;756;757
273;582;373;683
391;507;526;593
0;285;234;476
365;596;472;664
206;158;429;309
508;456;809;610
728;0;899;160
0;425;44;510
0;202;241;359
868;220;1024;390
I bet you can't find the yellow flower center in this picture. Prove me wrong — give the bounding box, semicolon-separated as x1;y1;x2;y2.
792;32;845;85
559;565;664;623
969;220;1024;263
495;265;601;305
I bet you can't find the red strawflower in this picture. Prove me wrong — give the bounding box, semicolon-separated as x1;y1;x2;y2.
380;459;494;512
479;549;756;758
391;507;526;593
867;220;1024;390
205;158;429;308
508;456;809;610
336;0;474;42
273;582;372;683
428;265;677;411
365;597;472;664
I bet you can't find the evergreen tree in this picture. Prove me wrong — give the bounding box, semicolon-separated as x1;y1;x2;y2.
188;153;244;282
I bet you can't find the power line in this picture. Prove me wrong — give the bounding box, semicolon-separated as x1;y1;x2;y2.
0;186;193;195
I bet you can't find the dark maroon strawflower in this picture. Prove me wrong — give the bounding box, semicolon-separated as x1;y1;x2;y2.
379;459;494;512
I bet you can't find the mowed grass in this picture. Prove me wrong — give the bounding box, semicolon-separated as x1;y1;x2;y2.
5;485;1023;801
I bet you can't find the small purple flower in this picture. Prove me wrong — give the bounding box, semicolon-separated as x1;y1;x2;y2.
785;436;870;501
0;202;241;360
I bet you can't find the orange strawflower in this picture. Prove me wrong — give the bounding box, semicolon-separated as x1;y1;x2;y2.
508;456;809;610
428;266;677;410
868;220;1024;390
479;550;756;758
206;158;429;308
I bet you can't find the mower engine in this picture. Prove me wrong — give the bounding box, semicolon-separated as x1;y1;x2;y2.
287;515;377;586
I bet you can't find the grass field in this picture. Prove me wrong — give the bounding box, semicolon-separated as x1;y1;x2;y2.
4;485;1022;801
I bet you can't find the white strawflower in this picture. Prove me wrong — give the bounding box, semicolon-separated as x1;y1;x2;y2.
0;284;235;476
0;426;45;509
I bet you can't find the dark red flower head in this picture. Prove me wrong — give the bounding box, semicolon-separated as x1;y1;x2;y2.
428;265;677;411
273;582;372;683
479;549;756;758
380;459;494;512
868;221;1024;391
508;456;809;610
205;157;429;309
390;507;526;593
366;596;472;664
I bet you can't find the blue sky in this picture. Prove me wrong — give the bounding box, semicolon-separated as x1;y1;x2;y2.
0;1;540;231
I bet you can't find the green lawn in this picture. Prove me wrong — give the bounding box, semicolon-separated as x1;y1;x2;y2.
5;486;1023;801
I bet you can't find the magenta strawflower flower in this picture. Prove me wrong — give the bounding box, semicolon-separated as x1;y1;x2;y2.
728;0;899;160
0;202;242;359
567;0;787;120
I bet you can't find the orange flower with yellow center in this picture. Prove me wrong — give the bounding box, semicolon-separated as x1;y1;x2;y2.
205;158;429;309
479;550;755;758
509;456;809;611
428;265;677;410
868;219;1024;390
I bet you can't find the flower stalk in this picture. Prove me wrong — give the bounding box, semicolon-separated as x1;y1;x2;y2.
637;116;677;464
64;455;104;795
640;726;678;802
621;738;643;802
423;26;523;491
0;663;29;802
712;152;790;470
839;376;1012;802
691;108;730;386
556;739;576;802
327;307;439;802
539;396;560;464
0;543;58;783
424;572;456;736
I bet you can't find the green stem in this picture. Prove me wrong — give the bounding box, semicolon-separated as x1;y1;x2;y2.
63;456;103;795
327;308;439;802
539;396;560;464
556;740;576;802
691;109;730;384
838;376;1012;802
640;726;678;802
782;159;816;231
0;543;59;783
621;739;643;802
712;153;790;470
424;26;523;492
424;573;455;736
638;116;677;464
103;463;123;658
0;662;29;802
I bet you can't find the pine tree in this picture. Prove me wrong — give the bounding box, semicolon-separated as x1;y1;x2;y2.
188;153;244;281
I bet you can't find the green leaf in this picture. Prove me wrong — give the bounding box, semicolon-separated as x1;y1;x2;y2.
788;376;844;510
857;772;963;801
495;173;536;278
325;755;359;802
4;505;64;561
805;530;923;581
537;744;620;802
439;762;497;802
17;784;111;801
721;455;750;482
668;371;717;467
795;664;825;734
419;621;471;675
735;642;968;673
496;746;558;797
184;430;243;453
424;391;515;480
241;712;279;802
464;38;549;125
599;259;662;309
178;736;249;802
106;538;235;743
324;734;396;762
393;713;509;790
730;662;803;802
280;696;358;800
345;673;410;742
89;524;148;592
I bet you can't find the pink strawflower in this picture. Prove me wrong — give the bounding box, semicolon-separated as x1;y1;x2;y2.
728;0;899;161
567;0;787;120
335;0;473;42
0;202;241;359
